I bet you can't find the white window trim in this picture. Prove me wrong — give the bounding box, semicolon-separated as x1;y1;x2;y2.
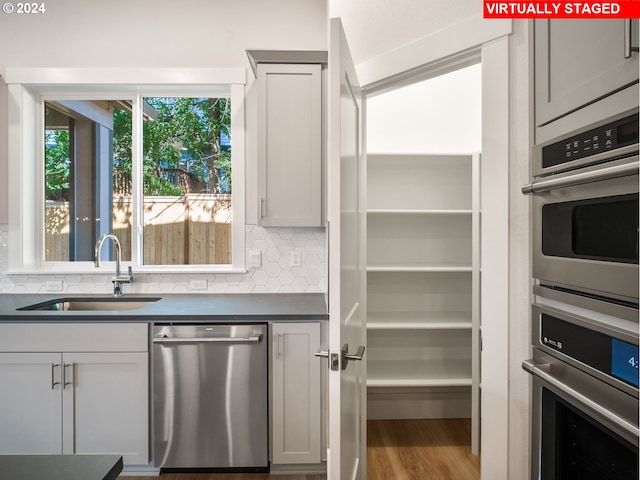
4;67;246;273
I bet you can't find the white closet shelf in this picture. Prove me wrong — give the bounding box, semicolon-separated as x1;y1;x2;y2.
367;359;472;387
367;265;472;273
367;209;472;215
367;311;472;330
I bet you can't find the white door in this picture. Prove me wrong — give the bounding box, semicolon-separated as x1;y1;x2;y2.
327;17;367;480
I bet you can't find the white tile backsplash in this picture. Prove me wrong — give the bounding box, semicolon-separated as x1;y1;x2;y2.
0;224;327;294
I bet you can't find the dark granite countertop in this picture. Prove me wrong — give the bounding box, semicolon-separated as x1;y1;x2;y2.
0;293;328;323
0;454;122;480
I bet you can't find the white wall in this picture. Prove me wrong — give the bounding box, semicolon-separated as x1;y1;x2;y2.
366;64;481;154
0;0;329;294
330;0;480;66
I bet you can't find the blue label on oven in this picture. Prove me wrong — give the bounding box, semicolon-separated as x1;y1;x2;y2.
611;338;639;387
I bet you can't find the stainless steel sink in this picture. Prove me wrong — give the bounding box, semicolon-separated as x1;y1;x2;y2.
18;297;161;311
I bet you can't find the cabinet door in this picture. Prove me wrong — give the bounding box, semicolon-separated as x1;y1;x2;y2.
62;352;149;465
535;19;639;125
258;63;322;227
0;353;63;454
271;322;321;464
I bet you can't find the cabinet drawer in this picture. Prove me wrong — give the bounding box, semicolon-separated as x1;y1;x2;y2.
0;323;148;352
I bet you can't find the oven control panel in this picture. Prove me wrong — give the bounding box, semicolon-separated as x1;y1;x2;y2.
541;113;638;169
541;313;639;388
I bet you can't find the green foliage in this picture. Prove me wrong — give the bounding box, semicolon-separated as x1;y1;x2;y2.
44;130;70;201
142;97;232;194
44;97;232;200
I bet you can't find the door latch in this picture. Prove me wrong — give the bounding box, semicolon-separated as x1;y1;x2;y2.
315;344;340;371
316;344;365;371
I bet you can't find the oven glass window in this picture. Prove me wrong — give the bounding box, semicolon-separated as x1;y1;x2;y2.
542;193;639;264
542;389;638;479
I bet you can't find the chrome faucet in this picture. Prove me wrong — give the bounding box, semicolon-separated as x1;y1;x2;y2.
94;233;133;297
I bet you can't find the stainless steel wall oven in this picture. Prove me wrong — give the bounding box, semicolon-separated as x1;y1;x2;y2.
524;288;639;479
524;104;640;479
524;109;639;304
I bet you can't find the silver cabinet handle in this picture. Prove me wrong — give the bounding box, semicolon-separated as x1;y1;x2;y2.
62;363;74;389
625;19;639;59
153;335;263;344
522;359;639;439
260;197;265;219
522;159;639;195
276;333;283;358
51;363;60;390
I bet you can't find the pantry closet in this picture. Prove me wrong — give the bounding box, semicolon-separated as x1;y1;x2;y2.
364;61;482;454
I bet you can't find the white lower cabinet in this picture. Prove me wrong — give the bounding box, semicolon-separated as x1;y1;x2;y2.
270;322;321;465
0;352;63;454
0;323;149;465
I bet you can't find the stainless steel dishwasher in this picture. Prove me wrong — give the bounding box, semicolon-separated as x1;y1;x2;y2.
152;324;268;471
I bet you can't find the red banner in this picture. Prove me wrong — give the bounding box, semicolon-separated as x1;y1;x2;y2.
484;1;640;18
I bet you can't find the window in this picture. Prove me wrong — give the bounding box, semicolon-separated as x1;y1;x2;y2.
6;68;246;273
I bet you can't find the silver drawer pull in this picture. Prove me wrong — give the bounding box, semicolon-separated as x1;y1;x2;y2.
153;335;263;344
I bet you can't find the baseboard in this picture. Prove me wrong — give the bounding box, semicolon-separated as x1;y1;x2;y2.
269;462;327;475
121;463;161;476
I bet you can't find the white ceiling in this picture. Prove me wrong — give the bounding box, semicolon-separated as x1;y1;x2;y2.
329;0;481;67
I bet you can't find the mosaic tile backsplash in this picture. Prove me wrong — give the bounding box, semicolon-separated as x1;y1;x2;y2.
0;224;326;294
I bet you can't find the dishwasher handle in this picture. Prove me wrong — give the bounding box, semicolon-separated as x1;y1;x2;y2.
153;334;263;344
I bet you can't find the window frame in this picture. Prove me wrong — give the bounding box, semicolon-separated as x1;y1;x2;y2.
5;68;246;273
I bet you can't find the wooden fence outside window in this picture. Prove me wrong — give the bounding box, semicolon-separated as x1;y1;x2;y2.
45;195;231;265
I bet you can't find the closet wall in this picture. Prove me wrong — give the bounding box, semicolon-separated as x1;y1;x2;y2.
365;65;481;443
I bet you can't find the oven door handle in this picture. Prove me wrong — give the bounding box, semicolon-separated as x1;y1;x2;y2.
521;160;639;195
522;359;639;439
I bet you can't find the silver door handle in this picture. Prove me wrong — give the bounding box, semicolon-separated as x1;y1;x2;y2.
522;159;639;195
625;19;639;58
62;363;73;389
51;363;60;390
153;335;263;344
522;359;639;439
341;344;365;370
314;344;329;358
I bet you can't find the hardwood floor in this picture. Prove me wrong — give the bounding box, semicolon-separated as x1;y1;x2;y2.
118;419;479;480
367;419;480;480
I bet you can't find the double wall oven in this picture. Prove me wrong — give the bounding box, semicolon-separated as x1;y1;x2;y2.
523;108;639;479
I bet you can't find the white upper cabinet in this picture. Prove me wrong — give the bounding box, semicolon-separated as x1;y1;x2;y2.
534;19;639;126
257;63;323;227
